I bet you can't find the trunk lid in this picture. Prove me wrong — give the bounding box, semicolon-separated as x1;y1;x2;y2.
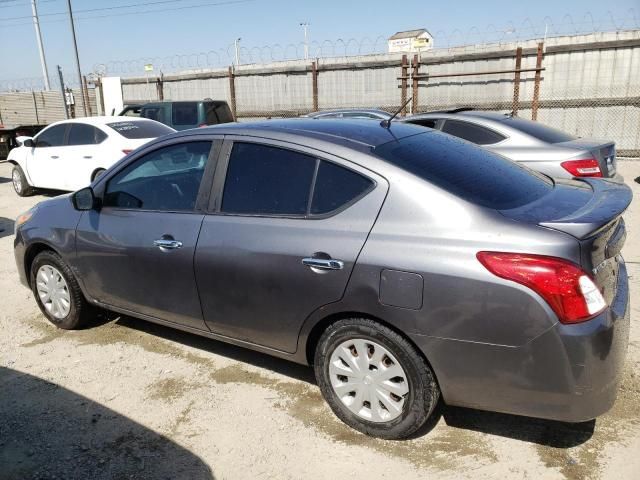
555;139;617;178
500;178;632;302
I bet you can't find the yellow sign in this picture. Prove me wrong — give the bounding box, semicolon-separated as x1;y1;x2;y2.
144;64;154;72
412;37;429;49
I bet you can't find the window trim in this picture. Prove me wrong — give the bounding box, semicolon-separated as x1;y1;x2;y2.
440;118;507;146
95;135;223;214
207;137;377;220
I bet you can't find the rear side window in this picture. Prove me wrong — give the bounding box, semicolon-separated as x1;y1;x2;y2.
501;117;577;144
408;119;438;129
441;120;506;145
205;102;234;124
107;120;174;139
374;132;552;209
172;103;199;126
311;161;373;214
67;123;107;145
141;106;166;124
35;124;67;147
222;143;316;215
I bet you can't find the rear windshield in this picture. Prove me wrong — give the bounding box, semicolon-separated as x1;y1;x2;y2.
374;132;553;209
501;117;577;144
107;120;174;139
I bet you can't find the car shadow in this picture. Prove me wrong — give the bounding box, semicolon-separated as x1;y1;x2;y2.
111;315;594;448
0;217;15;239
0;366;214;480
0;176;11;184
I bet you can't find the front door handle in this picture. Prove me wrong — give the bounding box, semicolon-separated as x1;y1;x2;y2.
83;155;92;159
302;257;344;270
154;239;183;250
50;155;59;159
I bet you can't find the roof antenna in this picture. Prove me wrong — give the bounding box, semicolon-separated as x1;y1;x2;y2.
381;97;412;129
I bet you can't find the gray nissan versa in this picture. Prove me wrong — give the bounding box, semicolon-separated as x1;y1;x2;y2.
14;119;632;439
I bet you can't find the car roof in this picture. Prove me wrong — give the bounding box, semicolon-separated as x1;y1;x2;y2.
191;118;426;150
47;116;155;127
306;108;391;117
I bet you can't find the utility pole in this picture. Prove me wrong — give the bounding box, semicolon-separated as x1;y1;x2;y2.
300;22;310;60
57;66;69;119
66;0;87;116
234;38;241;65
31;0;50;90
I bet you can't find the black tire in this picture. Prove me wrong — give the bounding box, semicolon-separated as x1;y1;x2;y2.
91;168;106;182
12;165;34;197
30;250;94;330
314;318;440;439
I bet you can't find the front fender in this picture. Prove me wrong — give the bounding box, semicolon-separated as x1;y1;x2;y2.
7;147;33;184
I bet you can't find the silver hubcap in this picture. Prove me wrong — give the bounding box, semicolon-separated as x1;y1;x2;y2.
36;265;71;319
12;170;22;193
329;339;409;423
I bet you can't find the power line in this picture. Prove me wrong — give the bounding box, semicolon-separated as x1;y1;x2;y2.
0;0;254;20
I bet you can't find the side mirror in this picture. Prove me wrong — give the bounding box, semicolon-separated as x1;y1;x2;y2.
16;136;34;147
72;187;97;211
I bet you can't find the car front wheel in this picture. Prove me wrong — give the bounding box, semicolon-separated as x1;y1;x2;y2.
12;165;33;197
314;318;440;439
31;251;94;330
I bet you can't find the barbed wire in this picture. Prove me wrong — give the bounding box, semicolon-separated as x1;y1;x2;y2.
1;10;638;91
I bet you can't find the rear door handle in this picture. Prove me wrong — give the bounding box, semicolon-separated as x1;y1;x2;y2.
302;258;344;270
83;155;92;159
154;239;183;250
50;155;59;159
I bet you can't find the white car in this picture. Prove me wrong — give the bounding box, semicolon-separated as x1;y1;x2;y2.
8;116;175;196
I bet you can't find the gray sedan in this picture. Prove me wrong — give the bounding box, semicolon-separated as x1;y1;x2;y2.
14;119;631;439
401;110;620;180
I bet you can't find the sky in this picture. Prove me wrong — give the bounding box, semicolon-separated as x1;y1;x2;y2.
0;0;638;84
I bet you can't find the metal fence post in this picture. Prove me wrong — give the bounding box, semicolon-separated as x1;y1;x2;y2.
228;66;237;120
412;55;420;114
401;55;408;116
532;42;544;120
32;91;40;124
512;47;522;116
156;75;164;100
312;61;319;112
82;75;92;116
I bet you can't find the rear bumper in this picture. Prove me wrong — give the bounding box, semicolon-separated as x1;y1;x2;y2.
410;261;630;423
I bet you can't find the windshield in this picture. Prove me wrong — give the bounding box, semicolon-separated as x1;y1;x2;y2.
107;119;175;139
374;132;553;209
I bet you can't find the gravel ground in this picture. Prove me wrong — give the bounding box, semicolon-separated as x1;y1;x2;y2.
0;160;639;480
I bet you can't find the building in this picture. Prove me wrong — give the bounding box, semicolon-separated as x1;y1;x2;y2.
388;29;434;53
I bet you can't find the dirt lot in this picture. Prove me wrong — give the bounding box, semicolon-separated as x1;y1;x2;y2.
0;160;639;480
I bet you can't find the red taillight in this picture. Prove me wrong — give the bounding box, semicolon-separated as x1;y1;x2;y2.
122;149;133;155
477;252;606;324
561;158;602;177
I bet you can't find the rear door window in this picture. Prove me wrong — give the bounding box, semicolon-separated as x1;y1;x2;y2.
374;132;552;209
35;125;67;147
67;123;107;145
107;120;174;139
441;120;506;145
221;143;316;215
205;102;234;124
172;103;199;127
141;106;166;124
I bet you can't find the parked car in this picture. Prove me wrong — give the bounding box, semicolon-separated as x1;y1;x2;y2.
137;100;234;130
303;108;391;120
118;104;143;117
14;119;631;440
401;109;620;180
7;116;175;196
0;124;45;160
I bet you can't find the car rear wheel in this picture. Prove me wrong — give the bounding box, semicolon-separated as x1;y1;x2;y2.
12;165;33;197
314;318;440;439
31;251;94;330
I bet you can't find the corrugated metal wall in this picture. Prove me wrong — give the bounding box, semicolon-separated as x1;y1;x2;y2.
0;88;97;126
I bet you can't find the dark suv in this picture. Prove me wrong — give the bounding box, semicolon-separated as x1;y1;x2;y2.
14;119;631;439
126;100;234;131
